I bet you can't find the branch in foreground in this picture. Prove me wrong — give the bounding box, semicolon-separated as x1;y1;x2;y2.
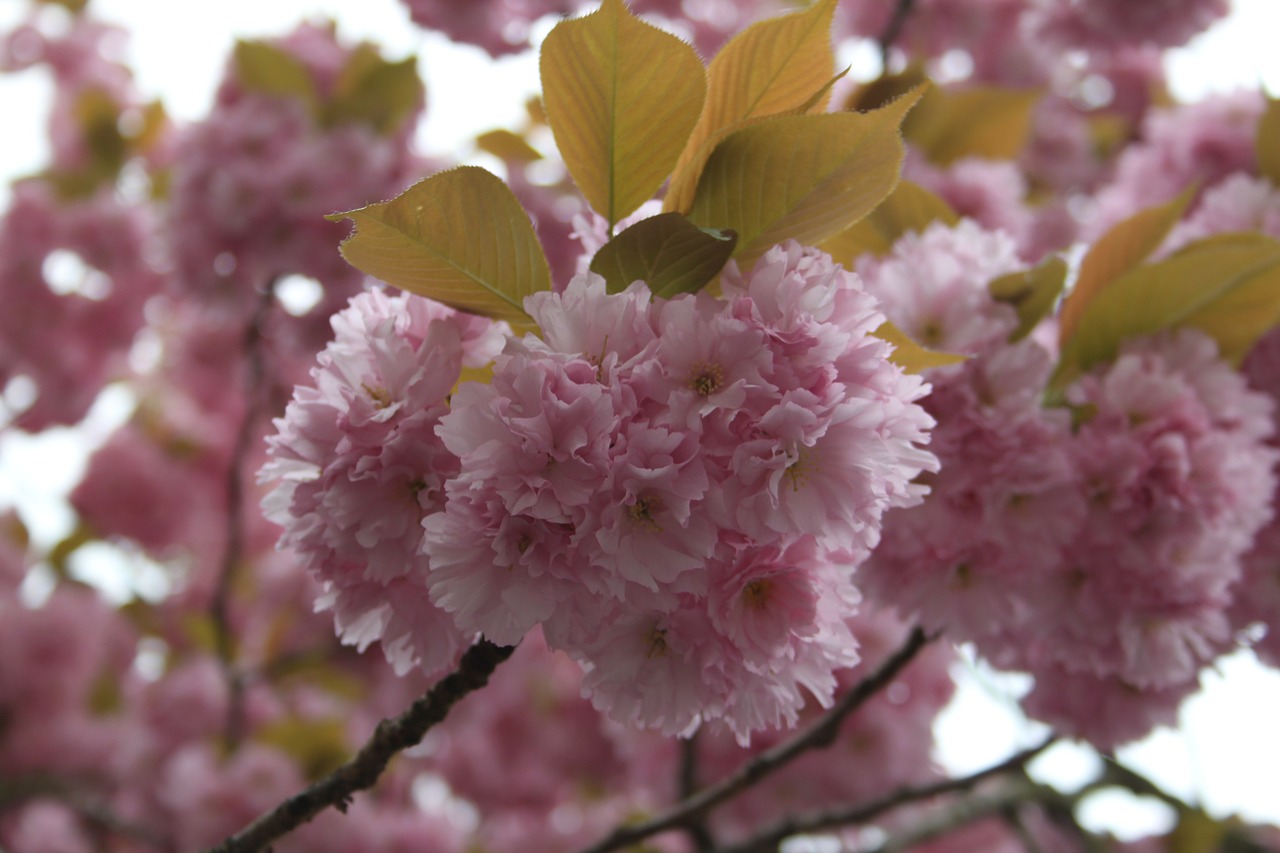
715;734;1058;853
201;639;516;853
576;627;932;853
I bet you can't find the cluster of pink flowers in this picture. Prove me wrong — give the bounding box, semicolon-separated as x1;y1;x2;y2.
857;219;1279;749
266;242;938;741
262;288;507;676
165;23;424;317
1087;90;1264;238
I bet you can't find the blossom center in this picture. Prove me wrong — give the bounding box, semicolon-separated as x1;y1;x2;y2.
688;362;725;397
627;494;664;531
785;446;811;491
646;625;668;659
742;579;772;611
362;382;393;408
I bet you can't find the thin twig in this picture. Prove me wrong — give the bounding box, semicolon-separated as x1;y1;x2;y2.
1003;805;1047;853
201;639;516;853
714;734;1057;853
878;0;917;70
867;777;1047;853
1097;758;1194;812
210;281;278;746
575;627;932;853
679;733;716;852
0;776;171;850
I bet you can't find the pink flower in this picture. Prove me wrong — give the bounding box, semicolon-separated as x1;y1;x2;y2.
857;219;1024;356
424;247;936;739
262;289;499;675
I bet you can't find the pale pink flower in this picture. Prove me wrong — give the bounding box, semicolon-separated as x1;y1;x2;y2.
423;247;935;738
262;289;494;675
857;219;1024;356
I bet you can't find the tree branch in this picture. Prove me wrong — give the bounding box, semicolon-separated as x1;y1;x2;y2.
679;733;716;852
210;281;278;746
867;776;1048;853
201;639;515;853
713;734;1057;853
575;627;932;853
878;0;917;69
0;775;171;851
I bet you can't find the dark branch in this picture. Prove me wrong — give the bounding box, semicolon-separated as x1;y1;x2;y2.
0;776;170;850
679;733;716;852
714;734;1058;853
201;639;516;853
868;777;1047;853
878;0;917;70
575;627;932;853
210;281;278;746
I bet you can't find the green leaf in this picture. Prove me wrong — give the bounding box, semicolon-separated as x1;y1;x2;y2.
540;0;706;227
476;129;544;164
666;0;837;214
329;166;551;326
688;90;920;268
988;255;1067;342
232;40;318;111
820;180;958;264
255;717;350;780
904;84;1040;165
1058;188;1195;348
43;88;129;199
324;45;422;133
589;212;737;297
1256;95;1280;186
1055;233;1280;389
875;321;968;372
36;0;87;12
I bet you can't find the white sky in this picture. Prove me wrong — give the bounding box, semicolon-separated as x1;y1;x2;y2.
4;0;1280;841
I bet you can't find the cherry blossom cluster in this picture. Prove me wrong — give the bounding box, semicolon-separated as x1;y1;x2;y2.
265;242;938;742
165;22;426;320
858;219;1279;749
8;0;1280;850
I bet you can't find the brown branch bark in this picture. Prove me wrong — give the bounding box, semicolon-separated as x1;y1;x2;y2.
878;0;917;69
210;281;278;746
713;734;1058;853
201;639;515;853
575;627;932;853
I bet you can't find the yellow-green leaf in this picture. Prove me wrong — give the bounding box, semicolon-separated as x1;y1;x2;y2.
329;166;551;326
255;717;350;780
688;91;920;269
904;85;1039;165
842;65;928;113
36;0;87;12
876;321;968;372
820;180;958;265
325;45;422;134
989;255;1068;342
1058;188;1195;348
1166;808;1226;853
476;129;544;164
540;0;706;227
666;0;837;214
589;212;737;297
232;40;318;111
1055;233;1280;389
1256;95;1280;186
